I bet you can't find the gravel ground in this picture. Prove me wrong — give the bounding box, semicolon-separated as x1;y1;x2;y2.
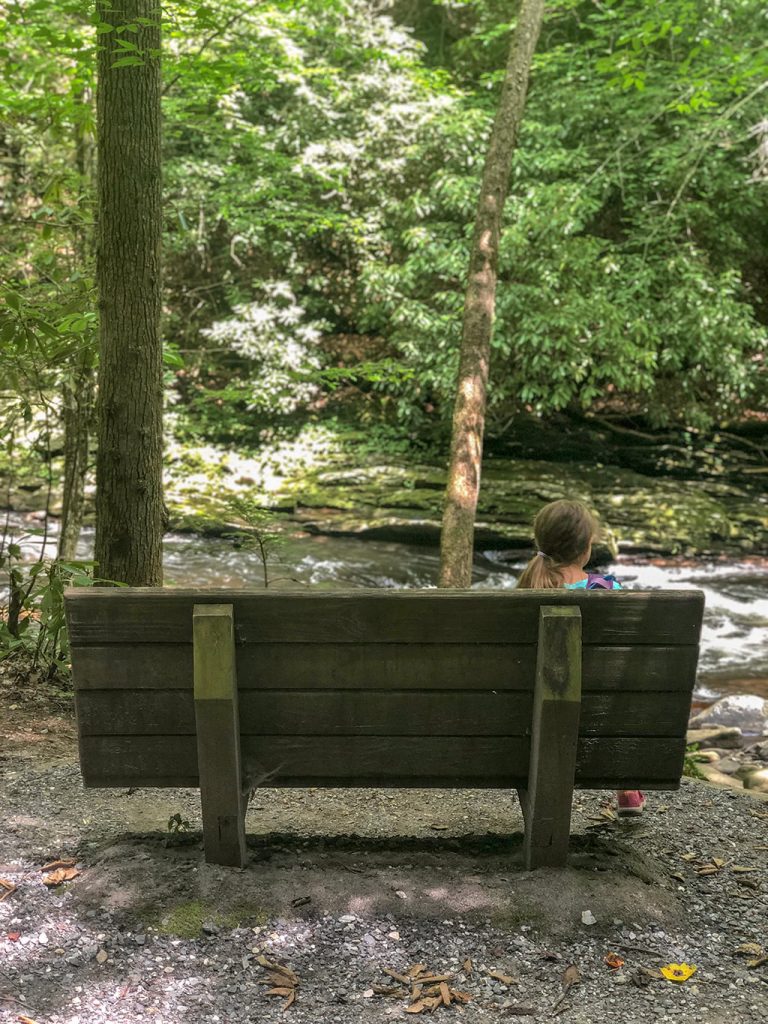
2;683;768;1024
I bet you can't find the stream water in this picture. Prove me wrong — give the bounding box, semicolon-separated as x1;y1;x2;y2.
5;515;768;704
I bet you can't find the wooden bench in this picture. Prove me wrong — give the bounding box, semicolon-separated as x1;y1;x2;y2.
64;588;704;870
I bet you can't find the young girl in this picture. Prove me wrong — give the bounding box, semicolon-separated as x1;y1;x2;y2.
516;499;645;818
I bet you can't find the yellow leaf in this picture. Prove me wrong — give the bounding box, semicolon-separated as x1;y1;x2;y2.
660;963;697;983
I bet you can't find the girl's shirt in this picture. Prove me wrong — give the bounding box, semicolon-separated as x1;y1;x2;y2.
563;575;621;590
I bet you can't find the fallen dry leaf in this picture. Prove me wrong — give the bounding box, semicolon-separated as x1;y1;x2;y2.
41;858;76;872
638;966;664;980
500;1008;536;1017
485;969;518;985
383;968;411;984
439;982;451;1006
451;990;472;1005
406;1001;426;1014
42;866;79;887
17;1016;39;1024
429;823;449;831
7;932;21;942
407;964;427;978
417;974;453;985
282;990;295;1011
604;952;624;970
0;879;16;903
736;943;764;958
748;956;768;970
732;866;759;874
562;964;581;991
462;958;473;974
712;857;727;868
265;987;294;998
680;852;697;862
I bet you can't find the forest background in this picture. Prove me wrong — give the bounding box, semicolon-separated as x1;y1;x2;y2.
1;0;767;668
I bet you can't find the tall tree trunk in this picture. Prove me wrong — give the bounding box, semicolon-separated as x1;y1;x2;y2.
59;83;95;562
94;0;164;585
438;0;545;588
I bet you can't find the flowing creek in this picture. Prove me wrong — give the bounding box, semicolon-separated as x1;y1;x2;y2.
5;515;768;706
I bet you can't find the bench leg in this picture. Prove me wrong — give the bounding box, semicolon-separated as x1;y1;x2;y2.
519;605;582;870
193;604;247;868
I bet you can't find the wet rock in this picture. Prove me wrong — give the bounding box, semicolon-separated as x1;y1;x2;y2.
698;764;744;789
746;740;768;761
741;768;768;793
690;696;768;735
686;726;743;749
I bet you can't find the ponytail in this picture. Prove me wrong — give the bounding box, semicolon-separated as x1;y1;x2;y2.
517;552;565;590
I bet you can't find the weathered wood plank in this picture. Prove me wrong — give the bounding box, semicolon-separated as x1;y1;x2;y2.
193;604;247;868
520;606;582;869
70;643;700;692
75;689;691;738
78;735;686;787
65;588;705;646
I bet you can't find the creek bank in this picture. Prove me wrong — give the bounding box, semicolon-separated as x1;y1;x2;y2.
3;420;767;558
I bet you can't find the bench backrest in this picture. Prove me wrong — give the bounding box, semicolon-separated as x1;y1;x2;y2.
65;588;704;791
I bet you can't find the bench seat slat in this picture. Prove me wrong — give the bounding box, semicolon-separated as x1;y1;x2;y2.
78;734;686;788
70;643;699;692
75;689;691;738
65;589;704;646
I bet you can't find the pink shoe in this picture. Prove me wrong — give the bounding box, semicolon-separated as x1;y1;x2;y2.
617;790;646;817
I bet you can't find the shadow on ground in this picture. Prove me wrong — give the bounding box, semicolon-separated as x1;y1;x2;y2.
71;827;681;940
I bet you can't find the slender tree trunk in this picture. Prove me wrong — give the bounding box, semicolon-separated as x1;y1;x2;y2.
438;0;545;588
59;84;95;561
94;0;164;585
59;367;93;560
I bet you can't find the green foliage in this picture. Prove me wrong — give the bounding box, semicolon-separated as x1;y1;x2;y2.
2;0;767;450
683;743;706;780
0;542;97;673
222;496;295;589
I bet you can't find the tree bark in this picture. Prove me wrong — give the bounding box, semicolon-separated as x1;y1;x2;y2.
94;0;164;585
438;0;546;588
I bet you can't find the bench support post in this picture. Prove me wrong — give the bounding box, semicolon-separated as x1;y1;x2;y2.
517;605;582;870
193;604;247;868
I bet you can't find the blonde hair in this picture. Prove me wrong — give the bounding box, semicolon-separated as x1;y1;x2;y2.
516;500;598;590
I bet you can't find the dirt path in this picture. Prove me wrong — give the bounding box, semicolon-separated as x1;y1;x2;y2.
2;687;768;1024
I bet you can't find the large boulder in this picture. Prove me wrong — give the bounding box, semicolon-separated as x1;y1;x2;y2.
689;695;768;735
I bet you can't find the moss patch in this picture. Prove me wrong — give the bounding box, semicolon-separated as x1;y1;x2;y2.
140;899;269;939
